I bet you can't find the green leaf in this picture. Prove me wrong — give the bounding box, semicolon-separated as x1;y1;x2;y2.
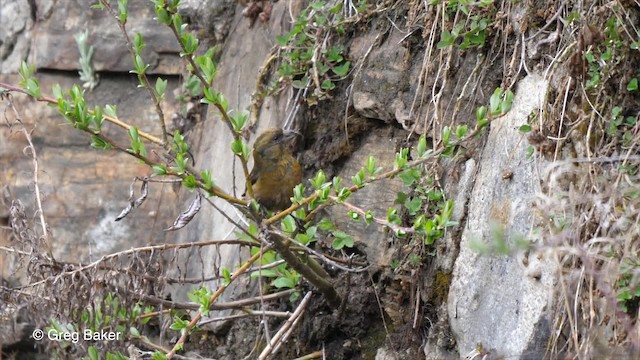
364;210;374;225
273;277;296;289
201;169;215;190
133;32;144;54
519;124;532;133
455;124;468;139
404;197;423;215
476;106;488;128
132;54;148;74
182;175;197;190
311;170;327;189
321;79;335;90
292;76;309;89
416;135;427;157
130;327;140;337
155;6;172;25
500;90;514;114
230;112;249;133
333;61;351;77
222;267;231;285
437;31;455;48
88;346;99;360
104;104;117;118
352;169;365;187
627;78;638;92
526;145;534;159
117;0;128;23
337;187;351;201
394;148;409;170
90;135;112;150
398;167;421;186
442;126;451;146
152;165;168;175
489;88;504;115
332;230;353;250
275;33;291;46
365;155;380;175
155;77;167;98
52;84;63;99
281;215;297;234
231;139;244;156
318;217;335;231
332;176;343;193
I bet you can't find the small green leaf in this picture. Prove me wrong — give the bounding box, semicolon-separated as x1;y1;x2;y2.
318;217;335;231
281;215;297;234
104;104;117;118
490;88;504;115
331;230;353;250
519;124;532;133
455;124;468;139
627;78;638;92
442;126;451;146
130;327;141;337
437;31;455;48
230;112;248;133
273;277;296;289
416;135;427;157
333;61;351;77
182;175;197;190
222;267;231;285
500;90;514;114
117;0;128;23
133;32;144;54
321;79;335;90
311;170;327;189
155;77;167;98
91;135;112;150
52;84;63;99
364;210;374;225
292;76;309;89
152;165;168;175
88;346;99;360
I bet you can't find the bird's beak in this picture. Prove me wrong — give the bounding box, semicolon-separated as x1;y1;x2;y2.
282;130;301;143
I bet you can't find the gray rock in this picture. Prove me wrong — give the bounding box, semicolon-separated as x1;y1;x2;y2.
31;1;181;74
329;129;405;270
448;73;555;358
0;0;33;74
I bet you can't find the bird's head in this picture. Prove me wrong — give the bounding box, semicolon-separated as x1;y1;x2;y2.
253;128;299;162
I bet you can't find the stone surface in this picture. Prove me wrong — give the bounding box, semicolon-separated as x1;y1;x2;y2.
350;24;502;136
447;73;556;358
328;128;405;269
0;0;34;74
0;72;181;269
178;0;235;43
32;0;182;74
167;1;295;329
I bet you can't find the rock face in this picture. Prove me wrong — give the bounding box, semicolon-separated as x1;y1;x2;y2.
448;74;555;357
166;1;297;329
0;0;33;74
0;2;185;277
32;1;182;74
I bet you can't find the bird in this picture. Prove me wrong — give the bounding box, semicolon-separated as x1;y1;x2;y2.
249;128;302;212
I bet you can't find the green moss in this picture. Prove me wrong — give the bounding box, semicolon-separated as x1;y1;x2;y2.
433;271;452;304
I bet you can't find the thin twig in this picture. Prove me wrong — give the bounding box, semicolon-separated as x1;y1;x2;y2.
258;291;313;360
5;94;53;260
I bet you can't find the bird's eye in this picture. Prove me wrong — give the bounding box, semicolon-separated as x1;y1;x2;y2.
274;133;282;142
